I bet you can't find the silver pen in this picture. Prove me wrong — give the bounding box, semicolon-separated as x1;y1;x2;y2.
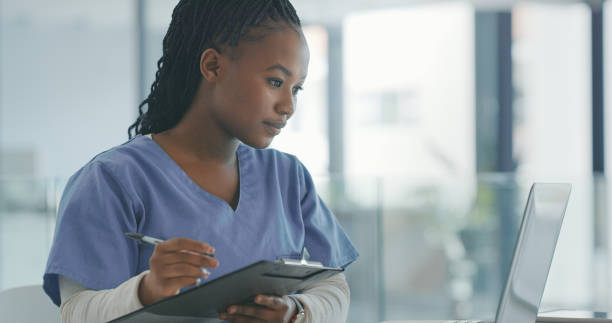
125;232;216;258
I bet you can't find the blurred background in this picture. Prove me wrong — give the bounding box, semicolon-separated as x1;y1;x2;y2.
0;0;610;321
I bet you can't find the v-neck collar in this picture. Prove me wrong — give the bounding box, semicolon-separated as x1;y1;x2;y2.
141;134;246;215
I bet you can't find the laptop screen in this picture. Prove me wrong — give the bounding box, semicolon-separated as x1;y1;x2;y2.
495;183;571;323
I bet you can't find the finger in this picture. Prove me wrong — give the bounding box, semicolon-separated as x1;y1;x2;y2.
160;263;209;279
157;251;219;268
254;294;286;310
226;304;275;320
156;238;214;255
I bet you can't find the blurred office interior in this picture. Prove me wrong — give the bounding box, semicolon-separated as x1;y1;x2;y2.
0;0;611;321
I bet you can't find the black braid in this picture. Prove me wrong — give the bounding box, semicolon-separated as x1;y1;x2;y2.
128;0;301;139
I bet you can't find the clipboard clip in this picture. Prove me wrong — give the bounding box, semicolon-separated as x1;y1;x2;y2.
277;247;323;267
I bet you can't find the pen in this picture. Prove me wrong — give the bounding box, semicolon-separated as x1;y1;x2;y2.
124;232;216;258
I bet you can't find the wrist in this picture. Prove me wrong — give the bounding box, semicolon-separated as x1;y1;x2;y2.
138;273;156;306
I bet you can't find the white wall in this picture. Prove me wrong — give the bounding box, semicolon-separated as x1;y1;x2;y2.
0;0;138;179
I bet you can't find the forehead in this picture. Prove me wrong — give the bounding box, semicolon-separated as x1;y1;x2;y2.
231;27;310;76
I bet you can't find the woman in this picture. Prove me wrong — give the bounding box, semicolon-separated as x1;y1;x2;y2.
44;1;359;322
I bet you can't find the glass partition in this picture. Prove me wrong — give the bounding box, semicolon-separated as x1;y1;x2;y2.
317;175;596;321
0;178;60;290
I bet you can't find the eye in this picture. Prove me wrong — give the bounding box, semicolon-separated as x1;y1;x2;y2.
268;78;283;88
292;86;304;96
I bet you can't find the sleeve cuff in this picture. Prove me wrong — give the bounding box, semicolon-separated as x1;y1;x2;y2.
121;270;149;311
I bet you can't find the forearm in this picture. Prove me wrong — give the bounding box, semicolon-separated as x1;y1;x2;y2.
59;271;351;323
59;271;147;323
292;273;350;323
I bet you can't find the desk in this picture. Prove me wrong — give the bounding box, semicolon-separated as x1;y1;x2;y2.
380;318;609;323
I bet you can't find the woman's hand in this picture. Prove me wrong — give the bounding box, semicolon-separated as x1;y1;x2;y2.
218;294;297;323
138;238;219;306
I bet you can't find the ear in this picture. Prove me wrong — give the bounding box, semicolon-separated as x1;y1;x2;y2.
200;48;222;82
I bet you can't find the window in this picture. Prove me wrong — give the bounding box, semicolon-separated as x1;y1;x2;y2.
344;2;476;180
512;2;593;308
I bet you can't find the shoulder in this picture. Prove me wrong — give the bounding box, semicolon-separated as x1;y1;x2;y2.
58;137;156;211
68;136;154;186
90;135;152;169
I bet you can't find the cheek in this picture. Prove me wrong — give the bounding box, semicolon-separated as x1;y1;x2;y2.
232;81;271;113
215;82;269;129
213;73;273;121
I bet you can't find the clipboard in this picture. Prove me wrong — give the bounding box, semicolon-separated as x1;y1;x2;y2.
109;259;343;323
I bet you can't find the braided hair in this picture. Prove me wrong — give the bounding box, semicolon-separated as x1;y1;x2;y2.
128;0;302;139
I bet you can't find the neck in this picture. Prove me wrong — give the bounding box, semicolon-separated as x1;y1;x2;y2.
154;106;239;166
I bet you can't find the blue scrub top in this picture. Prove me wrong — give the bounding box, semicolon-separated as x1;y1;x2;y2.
43;135;359;306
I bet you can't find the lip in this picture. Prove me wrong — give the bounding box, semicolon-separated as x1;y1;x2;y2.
263;121;286;136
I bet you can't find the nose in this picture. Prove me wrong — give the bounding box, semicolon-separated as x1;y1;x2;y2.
275;90;295;118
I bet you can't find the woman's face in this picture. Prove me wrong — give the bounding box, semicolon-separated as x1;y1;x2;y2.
211;25;310;149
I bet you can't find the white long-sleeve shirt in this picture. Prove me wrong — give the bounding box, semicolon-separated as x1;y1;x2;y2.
59;272;350;323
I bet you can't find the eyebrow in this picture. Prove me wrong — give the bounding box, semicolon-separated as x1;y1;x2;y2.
265;64;307;81
266;64;292;77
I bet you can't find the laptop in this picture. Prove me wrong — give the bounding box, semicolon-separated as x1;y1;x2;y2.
490;183;571;323
420;182;572;323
